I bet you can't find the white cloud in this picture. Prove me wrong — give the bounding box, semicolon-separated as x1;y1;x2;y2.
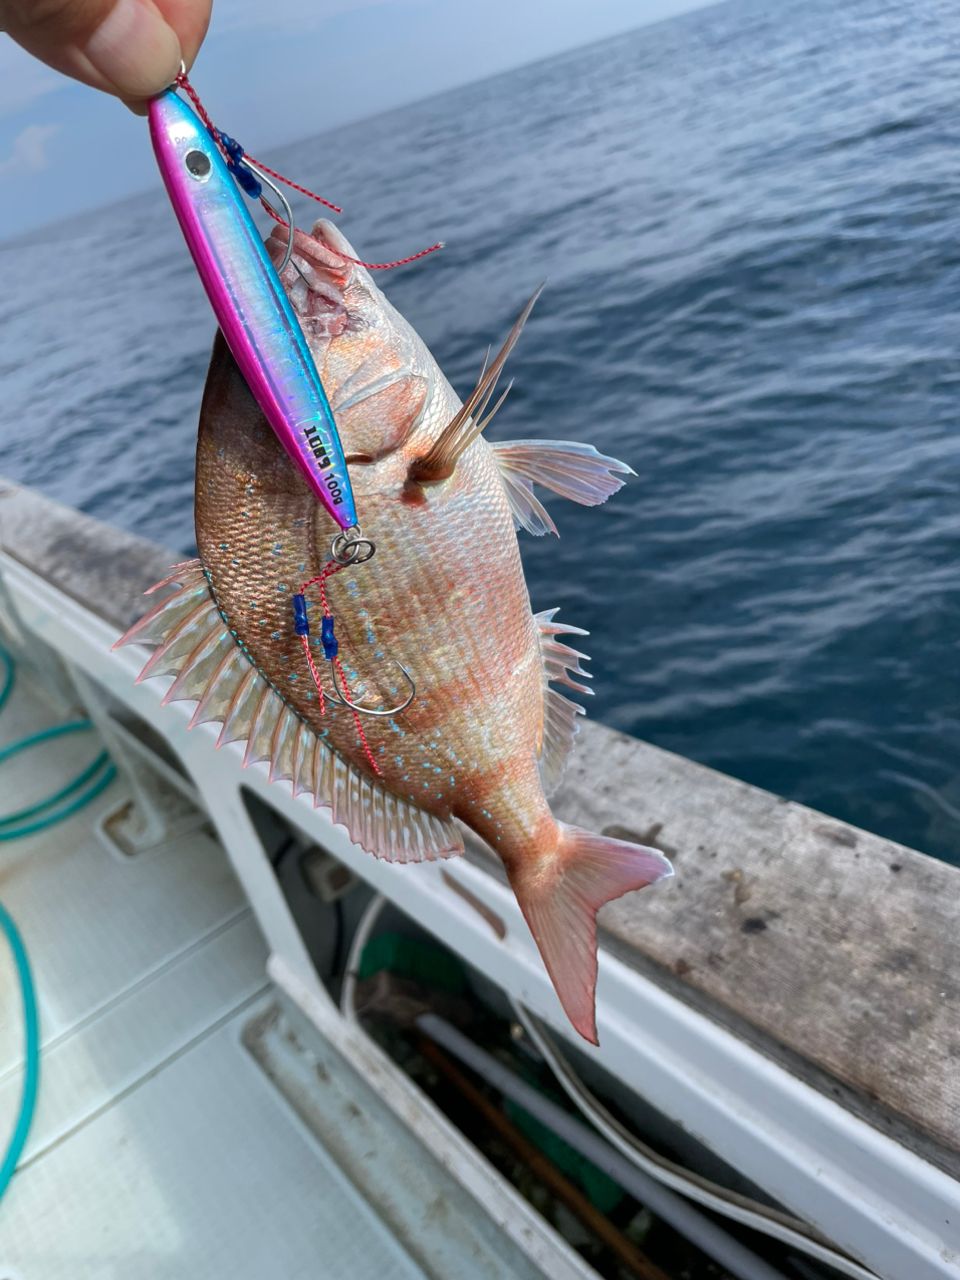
0;123;61;176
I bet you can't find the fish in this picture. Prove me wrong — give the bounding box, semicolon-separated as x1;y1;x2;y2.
117;217;673;1043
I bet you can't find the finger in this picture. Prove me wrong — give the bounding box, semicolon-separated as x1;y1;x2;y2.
1;0;181;100
119;0;212;115
154;0;211;69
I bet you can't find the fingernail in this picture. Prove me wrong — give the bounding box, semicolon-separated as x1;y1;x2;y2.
84;0;181;99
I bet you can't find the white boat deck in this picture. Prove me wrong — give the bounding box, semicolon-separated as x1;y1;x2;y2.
0;672;548;1280
3;476;960;1280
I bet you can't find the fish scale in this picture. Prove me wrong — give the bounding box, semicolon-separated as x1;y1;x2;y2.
199;365;537;815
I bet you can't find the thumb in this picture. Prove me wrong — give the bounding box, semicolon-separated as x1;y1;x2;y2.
1;0;182;100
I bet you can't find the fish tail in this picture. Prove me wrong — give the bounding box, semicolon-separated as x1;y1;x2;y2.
509;825;673;1044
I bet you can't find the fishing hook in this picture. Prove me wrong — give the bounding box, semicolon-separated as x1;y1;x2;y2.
294;528;414;716
171;65;300;279
243;158;297;274
327;658;416;717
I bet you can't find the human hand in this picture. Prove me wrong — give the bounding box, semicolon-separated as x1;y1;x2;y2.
0;0;212;106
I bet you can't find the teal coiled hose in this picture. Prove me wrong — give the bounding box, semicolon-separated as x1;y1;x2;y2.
0;645;116;1202
0;647;13;719
0;723;116;841
0;902;39;1202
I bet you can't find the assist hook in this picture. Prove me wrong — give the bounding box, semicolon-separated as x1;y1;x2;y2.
324;526;415;716
327;659;416;718
293;528;416;719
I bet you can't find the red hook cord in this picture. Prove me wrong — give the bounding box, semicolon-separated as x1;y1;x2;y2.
300;563;383;778
175;72;442;271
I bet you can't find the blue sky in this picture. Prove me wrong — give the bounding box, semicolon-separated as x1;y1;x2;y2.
0;0;716;241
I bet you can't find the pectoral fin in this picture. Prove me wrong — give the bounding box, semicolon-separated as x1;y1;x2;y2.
408;285;543;483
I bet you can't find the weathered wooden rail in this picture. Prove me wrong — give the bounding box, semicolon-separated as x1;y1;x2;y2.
2;475;958;1276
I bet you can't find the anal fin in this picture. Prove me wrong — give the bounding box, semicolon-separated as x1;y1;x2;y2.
535;608;590;793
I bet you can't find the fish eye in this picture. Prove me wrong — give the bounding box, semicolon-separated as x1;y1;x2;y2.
184;149;212;181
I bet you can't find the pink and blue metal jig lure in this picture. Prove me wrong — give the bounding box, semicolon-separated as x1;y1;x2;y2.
148;87;357;532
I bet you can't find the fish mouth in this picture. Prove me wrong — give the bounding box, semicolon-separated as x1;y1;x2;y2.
267;217;356;279
266;217;430;458
267;218;361;339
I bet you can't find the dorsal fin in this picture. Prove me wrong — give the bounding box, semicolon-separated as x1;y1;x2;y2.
408;285;543;483
116;564;464;864
535;608;591;794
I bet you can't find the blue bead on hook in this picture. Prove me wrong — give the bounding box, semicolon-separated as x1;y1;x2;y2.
216;131;263;199
320;616;338;660
291;593;309;637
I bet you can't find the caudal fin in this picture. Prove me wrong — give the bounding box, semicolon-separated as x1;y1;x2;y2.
510;825;673;1044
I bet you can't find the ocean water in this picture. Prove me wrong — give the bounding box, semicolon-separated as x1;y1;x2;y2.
2;0;959;863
